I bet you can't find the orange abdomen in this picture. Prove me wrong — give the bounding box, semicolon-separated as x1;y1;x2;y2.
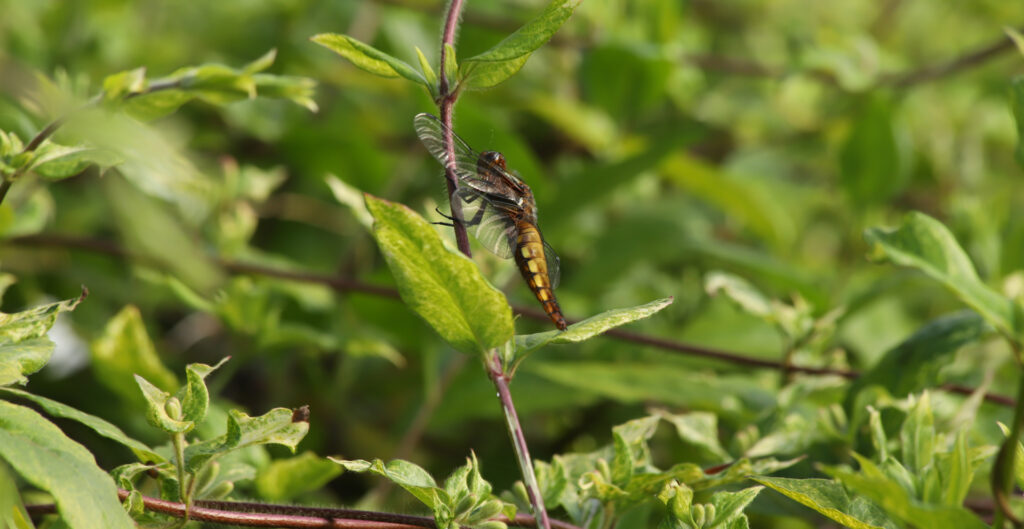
514;222;566;331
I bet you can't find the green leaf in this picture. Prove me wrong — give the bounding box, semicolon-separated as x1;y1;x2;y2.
183;407;309;473
900;393;935;475
91;305;179;404
706;487;763;528
1008;28;1024;56
940;430;973;507
513;297;673;359
330;457;440;508
0;289;86;386
865;211;1023;342
1012;77;1024;168
657;410;731;462
364;194;513;356
311;33;426;86
135;375;192;434
0;387;162;463
0;461;33;529
460;0;583;89
415;47;438;94
752;476;898;529
29;142;122;180
823;453;988;529
325;174;373;228
176;358;229;424
0;401;135;529
845;311;988;409
255;451;342;501
839;95;909;205
102;67;147;100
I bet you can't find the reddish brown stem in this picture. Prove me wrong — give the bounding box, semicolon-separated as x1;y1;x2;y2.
4;233;1016;408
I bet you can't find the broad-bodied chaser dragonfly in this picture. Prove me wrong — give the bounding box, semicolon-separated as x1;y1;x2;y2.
414;113;567;331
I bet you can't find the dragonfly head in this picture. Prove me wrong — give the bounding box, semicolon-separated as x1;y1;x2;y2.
478;151;507;174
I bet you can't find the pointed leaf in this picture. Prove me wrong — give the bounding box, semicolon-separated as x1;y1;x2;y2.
900;393;935;475
514;297;672;357
752;476;897;529
823;453;988;529
460;0;582;89
0;289;86;386
707;486;763;527
29;143;122;180
365;194;513;356
330;457;440;508
255;451;342;501
134;375;192;434
845;311;988;408
865;212;1023;341
176;357;229;424
312;33;426;86
91;305;178;403
0;387;162;463
0;401;135;529
1012;77;1024;168
184;407;309;473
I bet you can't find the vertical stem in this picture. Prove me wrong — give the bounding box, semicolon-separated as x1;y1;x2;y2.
992;347;1024;528
171;432;190;515
489;353;552;529
438;0;472;258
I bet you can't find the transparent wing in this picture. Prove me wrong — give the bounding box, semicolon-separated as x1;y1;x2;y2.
413;113;523;196
543;239;561;289
454;187;518;259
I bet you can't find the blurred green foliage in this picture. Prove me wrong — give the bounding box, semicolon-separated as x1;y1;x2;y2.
2;0;1024;527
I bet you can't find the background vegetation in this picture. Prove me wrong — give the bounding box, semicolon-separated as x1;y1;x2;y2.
3;1;1024;528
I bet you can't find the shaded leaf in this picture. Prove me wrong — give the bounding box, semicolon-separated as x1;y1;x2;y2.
1012;77;1024;168
845;311;988;409
29;142;121;180
176;357;229;424
331;457;440;508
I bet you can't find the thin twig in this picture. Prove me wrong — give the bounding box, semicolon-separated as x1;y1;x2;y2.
26;490;583;529
4;233;1017;407
878;29;1020;88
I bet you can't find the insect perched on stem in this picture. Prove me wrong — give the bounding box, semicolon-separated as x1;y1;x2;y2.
414;113;567;331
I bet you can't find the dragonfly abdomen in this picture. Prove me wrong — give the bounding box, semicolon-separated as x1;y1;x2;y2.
514;222;567;331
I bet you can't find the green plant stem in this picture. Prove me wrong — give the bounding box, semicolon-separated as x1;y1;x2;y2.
171;432;191;515
992;358;1024;528
489;352;552;529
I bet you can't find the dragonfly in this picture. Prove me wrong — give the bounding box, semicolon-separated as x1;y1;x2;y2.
414;113;567;331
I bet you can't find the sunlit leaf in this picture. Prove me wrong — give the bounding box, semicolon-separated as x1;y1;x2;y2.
365;194;513;356
0;289;86;386
460;0;583;89
513;297;673;359
865;211;1023;342
91;305;178;403
184;407;309;473
752;476;898;529
312;33;426;86
255;451;342;501
0;401;135;529
0;386;162;463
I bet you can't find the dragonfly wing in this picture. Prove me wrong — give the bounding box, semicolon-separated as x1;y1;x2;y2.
454;187;518;259
414;113;482;182
543;239;561;289
414;113;525;193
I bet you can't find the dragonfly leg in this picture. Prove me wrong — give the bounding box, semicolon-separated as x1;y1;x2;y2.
432;207;456;227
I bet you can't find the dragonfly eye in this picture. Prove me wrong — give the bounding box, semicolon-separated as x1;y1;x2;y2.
479;151;507;171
